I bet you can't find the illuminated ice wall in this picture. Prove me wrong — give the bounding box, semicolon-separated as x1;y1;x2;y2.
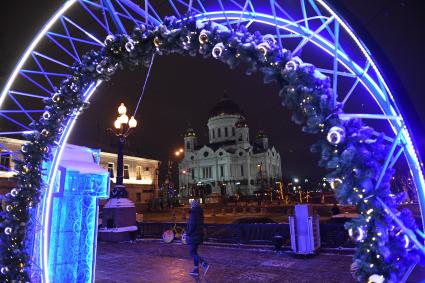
48;145;109;282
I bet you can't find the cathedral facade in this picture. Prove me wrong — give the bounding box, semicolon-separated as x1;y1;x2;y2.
178;96;282;197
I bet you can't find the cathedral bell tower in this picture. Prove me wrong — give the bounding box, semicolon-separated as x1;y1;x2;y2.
184;128;197;152
235;117;250;149
255;130;269;150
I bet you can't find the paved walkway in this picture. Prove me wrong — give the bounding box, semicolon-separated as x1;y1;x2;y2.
95;240;355;283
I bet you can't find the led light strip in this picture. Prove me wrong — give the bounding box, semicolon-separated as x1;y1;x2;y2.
0;0;77;108
41;81;101;283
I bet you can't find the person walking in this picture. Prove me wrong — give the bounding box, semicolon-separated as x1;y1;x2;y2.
186;199;210;277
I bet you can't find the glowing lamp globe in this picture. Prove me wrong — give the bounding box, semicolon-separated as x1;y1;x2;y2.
119;114;129;124
128;116;137;128
114;119;121;129
118;103;127;115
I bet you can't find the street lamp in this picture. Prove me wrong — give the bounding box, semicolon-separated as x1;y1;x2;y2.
108;103;138;198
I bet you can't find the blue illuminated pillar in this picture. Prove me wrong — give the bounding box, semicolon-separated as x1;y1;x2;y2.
47;146;109;282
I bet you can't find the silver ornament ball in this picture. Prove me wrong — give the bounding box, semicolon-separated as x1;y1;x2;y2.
42;111;51;120
96;64;104;74
284;60;298;72
104;34;115;45
125;40;135;52
198;30;209;44
212;43;225;59
11;188;18;197
4;227;12;235
1;267;8;275
327;126;346;145
257;42;270;56
348;226;366;242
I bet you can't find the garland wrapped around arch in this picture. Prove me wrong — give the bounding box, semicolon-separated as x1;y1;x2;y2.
0;15;423;282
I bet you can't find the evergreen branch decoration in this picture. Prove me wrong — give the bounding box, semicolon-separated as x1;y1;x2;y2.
0;16;423;282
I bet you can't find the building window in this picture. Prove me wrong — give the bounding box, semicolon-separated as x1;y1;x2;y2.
220;165;224;177
136;166;142;180
240;165;244;177
186;141;191;150
136;192;141;202
124;164;130;179
203;151;209;157
145;167;150;171
218;128;221;137
238;134;242;141
191;168;195;179
212;129;215;139
232;127;235;136
107;162;114;178
202;167;212;179
224;127;228;137
0;153;11;170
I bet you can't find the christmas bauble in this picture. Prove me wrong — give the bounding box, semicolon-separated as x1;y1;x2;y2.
125;40;134;52
212;43;225;58
153;36;162;48
284;60;298;72
4;227;12;235
6;205;12;212
348;226;365;242
96;64;104;74
198;30;209;44
257;42;270;56
1;267;8;275
327;126;346;145
368;274;385;283
21;144;28;153
52;93;61;103
42;111;51;120
104;35;115;45
10;188;18;197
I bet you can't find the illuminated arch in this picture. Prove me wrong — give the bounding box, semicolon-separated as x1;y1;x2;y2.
0;1;424;282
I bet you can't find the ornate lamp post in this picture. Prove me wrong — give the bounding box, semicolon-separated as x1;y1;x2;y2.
99;103;138;242
108;103;137;198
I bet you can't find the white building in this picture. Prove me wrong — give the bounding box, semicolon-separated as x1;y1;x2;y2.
0;137;159;210
178;96;282;196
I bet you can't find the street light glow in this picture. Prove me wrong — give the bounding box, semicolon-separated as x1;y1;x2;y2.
293;178;299;183
118;102;127;115
119;114;129;124
128;116;137;128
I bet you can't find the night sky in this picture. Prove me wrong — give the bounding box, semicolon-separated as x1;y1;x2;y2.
0;0;424;182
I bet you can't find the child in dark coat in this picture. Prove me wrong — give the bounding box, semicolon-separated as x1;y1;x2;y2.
186;199;209;276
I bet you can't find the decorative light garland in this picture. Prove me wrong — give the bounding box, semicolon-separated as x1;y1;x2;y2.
0;15;423;282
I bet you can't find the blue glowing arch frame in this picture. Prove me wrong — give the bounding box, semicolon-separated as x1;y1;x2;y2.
0;0;424;282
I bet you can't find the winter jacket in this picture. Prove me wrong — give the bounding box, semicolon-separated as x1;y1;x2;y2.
186;206;204;244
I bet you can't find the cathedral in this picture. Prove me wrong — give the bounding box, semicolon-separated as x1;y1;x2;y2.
178;95;282;197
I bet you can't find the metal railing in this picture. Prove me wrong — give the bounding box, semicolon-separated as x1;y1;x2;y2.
137;222;354;248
